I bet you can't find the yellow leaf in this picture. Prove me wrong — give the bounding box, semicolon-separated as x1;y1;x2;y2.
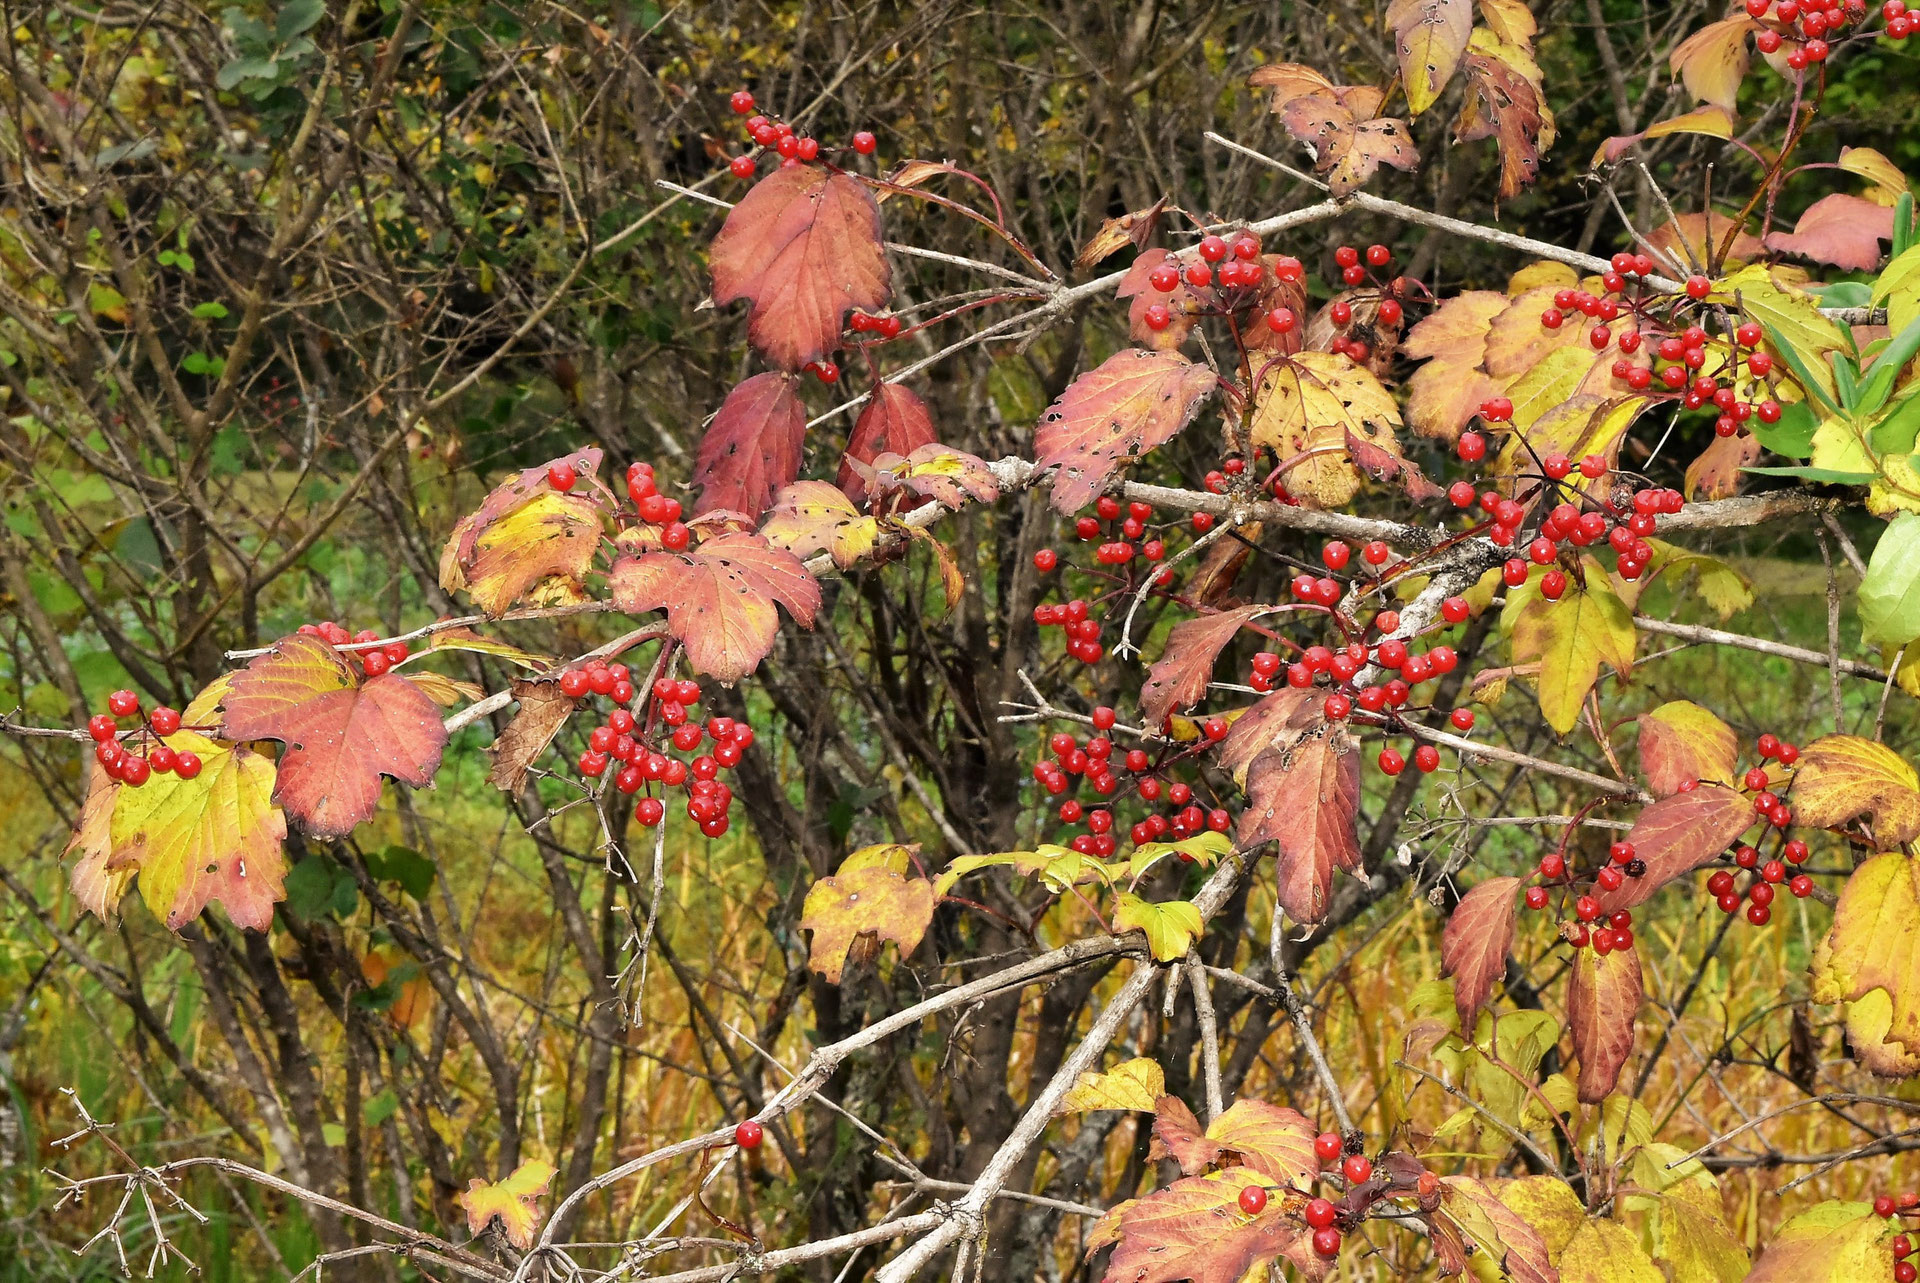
1715;264;1845;403
799;864;937;983
455;1159;557;1250
108;730;287;931
1789;734;1920;844
839;842;917;875
1249;352;1402;508
1492;1176;1587;1264
1813;853;1920;1053
760;480;880;569
1747;1201;1900;1283
1841;145;1909;204
1500;347;1595;432
1875;244;1920;337
1559;1217;1664;1283
1652;1179;1749;1283
1504;562;1636;734
1059;1057;1165;1113
1668;16;1755;112
1507;260;1577;296
1114;893;1203;962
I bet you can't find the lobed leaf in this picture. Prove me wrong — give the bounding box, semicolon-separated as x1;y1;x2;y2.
1636;700;1739;796
1746;1201;1900;1283
1789;734;1920;844
1092;1169;1306;1283
1139;605;1268;730
759;481;881;569
455;1159;557;1250
693;372;807;519
439;448;607;616
799;863;936;983
608;532;820;682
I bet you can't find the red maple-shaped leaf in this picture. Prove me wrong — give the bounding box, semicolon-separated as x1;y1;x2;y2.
1034;349;1217;515
1590;784;1753;913
1567;940;1643;1102
1139;606;1267;730
607;532;820;682
1092;1169;1305;1283
220;634;449;839
1148;1095;1219;1173
693;373;808;519
709;166;892;370
1205;1100;1319;1190
1763;192;1896;272
1441;876;1520;1030
838;383;937;502
1238;729;1362;925
439;448;608;617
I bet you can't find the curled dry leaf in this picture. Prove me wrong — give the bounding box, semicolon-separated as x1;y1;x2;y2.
693;372;807;519
838;382;937;503
708;165;891;370
439;447;606;617
1073;196;1167;272
220;634;449;840
1139;605;1268;730
1456;37;1551;200
1636;700;1739;797
1567;939;1643;1102
760;481;880;569
858;443;1001;510
1591;785;1754;914
1238;727;1362;925
1033;348;1217;514
487;679;578;793
608;532;820;683
1441;876;1521;1030
1789;734;1920;845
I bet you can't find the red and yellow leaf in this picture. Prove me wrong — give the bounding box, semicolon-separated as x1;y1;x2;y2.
456;1159;557;1250
1813;853;1920;1053
1404;290;1508;440
1239;729;1362;925
1442;876;1521;1030
760;481;881;569
1746;1201;1901;1283
1636;700;1739;796
838;383;938;502
1249;352;1404;509
220;634;448;839
1762;193;1896;273
1388;0;1472;116
1034;349;1217;514
1092;1169;1305;1283
439;449;607;616
708;166;891;370
693;372;807;519
1204;1099;1319;1190
1139;606;1267;730
1567;941;1642;1102
608;533;820;682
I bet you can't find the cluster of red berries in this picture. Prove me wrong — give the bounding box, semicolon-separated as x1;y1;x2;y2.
618;461;691;551
1319;245;1402;363
1873;1193;1920;1282
85;689;199;787
1887;0;1920;40
1520;846;1642;952
558;664;754;835
723;90;878;179
296;619;413;675
1031;597;1112;666
1031;708;1236;847
1745;0;1880;59
1533;263;1784;434
1140;232;1270;334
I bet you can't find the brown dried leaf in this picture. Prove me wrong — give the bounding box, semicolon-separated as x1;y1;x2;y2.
1238;730;1362;925
487;679;577;793
1685;429;1760;501
1074;196;1168;273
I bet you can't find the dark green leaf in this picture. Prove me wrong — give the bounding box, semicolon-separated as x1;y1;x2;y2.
366;845;436;900
1741;465;1877;483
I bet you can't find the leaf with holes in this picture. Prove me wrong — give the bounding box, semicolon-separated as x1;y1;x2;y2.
1790;734;1920;844
708;166;891;370
1239;729;1362;925
1442;877;1521;1030
219;634;448;839
1034;349;1217;514
1139;606;1267;730
1685;429;1761;501
1669;16;1755;111
1090;1169;1305;1283
760;481;880;569
799;863;936;982
1747;1201;1902;1283
1388;0;1472;115
92;729;288;931
838;383;938;502
456;1159;556;1250
1637;701;1739;796
487;679;578;793
1250;352;1404;508
1764;194;1896;273
1591;785;1753;913
1404;290;1508;440
1456;39;1551;199
1060;1057;1165;1113
693;372;807;519
1567;940;1642;1102
439;448;607;616
608;533;820;682
1216;687;1319;784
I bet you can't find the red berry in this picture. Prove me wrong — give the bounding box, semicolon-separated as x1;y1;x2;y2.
1458;432;1487;462
1313;1227;1342;1259
1525;886;1549;909
1239;1184;1268;1215
729;154;757;179
87;714;118;741
1449;708;1475;731
729;90;755;114
547;462;577;492
735;1119;764;1149
852;130;877;155
1314;1131;1343;1162
1686;275;1711;300
120;755;151;787
174;750;202;780
108;689;140;718
1033;549;1058;572
1413;745;1441;773
149;706;181;736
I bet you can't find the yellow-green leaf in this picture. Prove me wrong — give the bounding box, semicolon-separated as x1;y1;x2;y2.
1060;1057;1165;1113
1789;734;1920;844
760;480;881;570
1747;1201;1899;1283
1504;562;1636;734
1812;852;1920;1053
1558;1217;1664;1283
1115;893;1204;962
1716;264;1846;404
455;1159;557;1250
1636;700;1739;795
